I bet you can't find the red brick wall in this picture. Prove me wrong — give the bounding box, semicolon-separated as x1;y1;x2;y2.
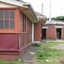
34;22;42;41
46;25;56;39
62;28;64;39
42;25;64;39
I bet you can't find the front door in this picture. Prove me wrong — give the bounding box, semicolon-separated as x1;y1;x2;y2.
56;28;62;39
42;29;46;39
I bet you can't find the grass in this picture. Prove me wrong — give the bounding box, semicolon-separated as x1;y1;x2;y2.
0;59;24;64
34;42;64;64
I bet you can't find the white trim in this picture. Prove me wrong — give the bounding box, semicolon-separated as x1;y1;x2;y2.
55;26;63;28
32;41;41;43
42;27;48;29
0;0;27;8
32;23;34;42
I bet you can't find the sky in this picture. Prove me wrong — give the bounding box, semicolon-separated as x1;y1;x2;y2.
23;0;64;18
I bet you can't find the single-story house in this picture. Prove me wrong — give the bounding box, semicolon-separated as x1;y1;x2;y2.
0;0;46;60
42;20;64;39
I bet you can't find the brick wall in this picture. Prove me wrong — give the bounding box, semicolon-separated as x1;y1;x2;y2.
46;25;56;39
43;25;64;39
61;28;64;39
34;22;42;41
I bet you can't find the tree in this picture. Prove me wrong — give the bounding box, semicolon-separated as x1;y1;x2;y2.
51;16;64;20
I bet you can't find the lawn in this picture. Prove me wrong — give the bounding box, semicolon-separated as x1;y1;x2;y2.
34;42;64;64
0;59;24;64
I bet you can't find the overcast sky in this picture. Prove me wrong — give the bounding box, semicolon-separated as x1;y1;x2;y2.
23;0;64;18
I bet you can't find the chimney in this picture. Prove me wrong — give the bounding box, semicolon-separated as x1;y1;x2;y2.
41;4;43;15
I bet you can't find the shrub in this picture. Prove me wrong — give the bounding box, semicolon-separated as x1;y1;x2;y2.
32;43;41;47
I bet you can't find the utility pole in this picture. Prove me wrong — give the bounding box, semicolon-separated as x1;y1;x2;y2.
49;0;51;21
41;4;43;15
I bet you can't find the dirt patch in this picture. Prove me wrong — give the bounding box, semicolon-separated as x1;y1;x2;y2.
51;44;64;50
58;59;64;64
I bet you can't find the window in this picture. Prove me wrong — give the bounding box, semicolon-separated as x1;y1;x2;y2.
0;20;3;29
10;20;14;29
0;10;15;29
5;20;9;29
0;10;3;19
10;10;14;19
5;10;9;19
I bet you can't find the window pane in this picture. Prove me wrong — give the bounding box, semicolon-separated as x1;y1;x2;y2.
5;20;9;29
10;20;14;29
0;20;3;29
5;10;9;19
0;10;3;19
10;10;15;19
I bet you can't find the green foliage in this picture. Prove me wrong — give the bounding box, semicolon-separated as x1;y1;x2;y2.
51;16;64;20
0;60;5;64
32;43;41;47
7;61;18;64
0;59;24;64
47;16;64;20
35;42;64;64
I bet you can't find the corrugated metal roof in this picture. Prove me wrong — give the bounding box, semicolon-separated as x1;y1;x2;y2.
46;20;64;24
35;12;47;24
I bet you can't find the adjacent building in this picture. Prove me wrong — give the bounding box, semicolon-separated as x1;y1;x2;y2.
42;20;64;39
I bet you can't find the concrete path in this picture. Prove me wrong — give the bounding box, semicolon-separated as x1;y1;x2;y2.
22;46;37;64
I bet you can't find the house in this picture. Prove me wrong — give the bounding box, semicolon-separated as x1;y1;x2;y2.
42;20;64;39
0;0;46;60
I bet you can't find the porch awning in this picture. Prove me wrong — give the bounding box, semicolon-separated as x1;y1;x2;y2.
21;8;38;23
21;3;38;23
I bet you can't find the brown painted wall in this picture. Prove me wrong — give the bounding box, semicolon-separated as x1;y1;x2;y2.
0;8;32;60
0;33;30;60
34;22;42;41
27;19;32;42
0;34;19;51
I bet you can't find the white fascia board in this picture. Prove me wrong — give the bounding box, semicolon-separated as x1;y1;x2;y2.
55;26;63;28
0;0;27;8
37;16;46;19
42;27;48;29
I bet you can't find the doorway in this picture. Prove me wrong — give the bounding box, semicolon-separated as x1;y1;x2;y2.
42;29;46;39
56;28;62;39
